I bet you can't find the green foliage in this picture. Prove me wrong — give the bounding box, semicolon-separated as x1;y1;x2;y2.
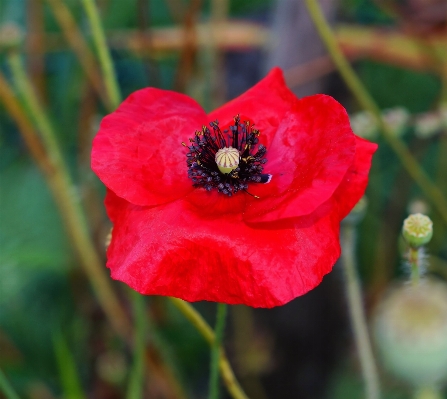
0;161;70;272
359;61;441;113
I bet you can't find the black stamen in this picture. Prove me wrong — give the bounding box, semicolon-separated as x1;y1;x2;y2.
183;115;271;197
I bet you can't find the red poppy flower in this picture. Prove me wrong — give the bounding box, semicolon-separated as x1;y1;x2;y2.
91;67;377;308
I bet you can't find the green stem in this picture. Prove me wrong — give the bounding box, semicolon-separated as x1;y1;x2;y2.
0;369;20;399
80;0;121;108
6;51;129;339
209;303;228;399
409;247;421;286
341;224;381;399
304;0;447;226
126;292;147;399
169;298;249;399
7;51;65;172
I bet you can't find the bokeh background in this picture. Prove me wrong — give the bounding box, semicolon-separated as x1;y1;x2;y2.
1;0;447;398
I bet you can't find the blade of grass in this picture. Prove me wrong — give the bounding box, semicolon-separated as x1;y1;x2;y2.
44;0;112;110
80;0;121;108
53;332;88;399
126;292;147;399
169;298;249;399
208;303;228;399
0;369;20;399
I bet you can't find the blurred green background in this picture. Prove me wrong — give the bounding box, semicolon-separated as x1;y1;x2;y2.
1;0;446;398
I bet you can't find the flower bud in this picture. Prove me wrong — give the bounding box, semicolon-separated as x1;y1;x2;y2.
350;111;379;140
382;107;410;137
402;213;433;248
373;280;447;387
414;112;441;139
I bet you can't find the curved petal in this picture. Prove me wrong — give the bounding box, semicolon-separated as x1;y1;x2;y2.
333;136;378;219
208;67;298;148
105;191;342;308
243;94;357;223
91;88;208;206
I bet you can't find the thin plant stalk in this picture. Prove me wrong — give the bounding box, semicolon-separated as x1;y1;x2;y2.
169;298;250;399
126;292;147;399
0;73;52;174
207;0;228;109
408;247;422;285
53;332;88;399
0;369;20;399
209;303;228;399
2;57;130;339
304;0;447;226
341;224;381;399
44;0;111;110
80;0;121;108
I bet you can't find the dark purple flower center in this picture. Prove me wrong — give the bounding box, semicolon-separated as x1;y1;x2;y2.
183;115;271;197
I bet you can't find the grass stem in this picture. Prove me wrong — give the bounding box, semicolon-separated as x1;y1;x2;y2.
169;298;249;399
341;224;381;399
80;0;121;108
208;303;228;399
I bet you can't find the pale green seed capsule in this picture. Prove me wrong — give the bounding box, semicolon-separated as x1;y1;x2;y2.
402;213;433;247
373;280;447;387
215;146;240;174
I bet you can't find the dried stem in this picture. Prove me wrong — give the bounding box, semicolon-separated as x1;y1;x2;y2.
1;59;130;339
207;0;228;108
341;224;381;399
304;0;447;226
80;0;121;108
169;298;250;399
44;0;111;110
26;0;46;100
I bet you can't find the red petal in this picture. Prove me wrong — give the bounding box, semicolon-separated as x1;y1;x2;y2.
105;191;342;308
208;67;297;148
243;95;357;223
91;88;208;206
333;136;378;219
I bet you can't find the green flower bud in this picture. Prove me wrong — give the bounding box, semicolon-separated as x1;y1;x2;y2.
402;213;433;248
373;280;447;387
382;107;410;137
350;111;379;140
414;112;441;139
